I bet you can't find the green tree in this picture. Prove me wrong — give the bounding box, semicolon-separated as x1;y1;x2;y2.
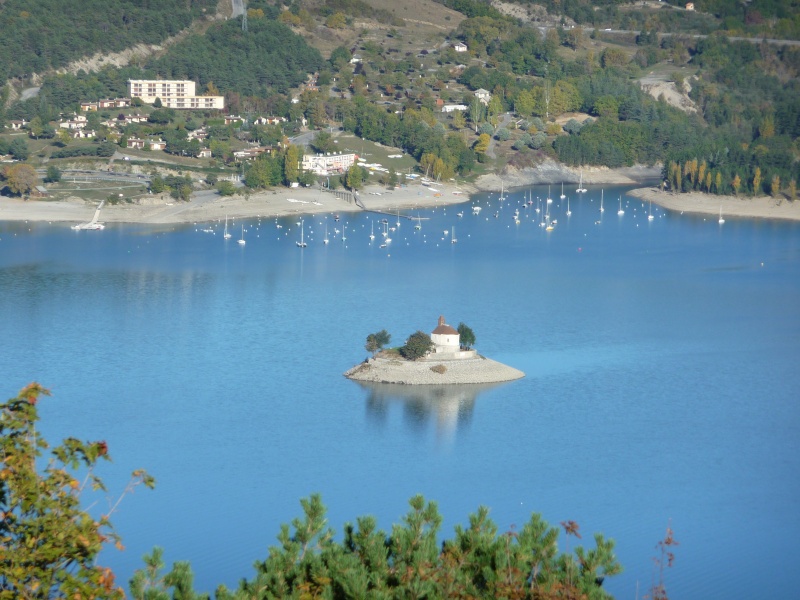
311;131;336;154
345;164;364;190
0;383;154;599
365;329;391;355
400;331;433;360
9;138;29;161
56;128;72;147
216;180;237;196
28;116;43;139
45;165;61;183
457;322;476;349
473;132;490;154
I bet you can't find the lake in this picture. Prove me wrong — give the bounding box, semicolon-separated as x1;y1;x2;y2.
1;185;799;599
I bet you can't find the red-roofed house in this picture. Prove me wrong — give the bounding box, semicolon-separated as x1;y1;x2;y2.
431;316;460;353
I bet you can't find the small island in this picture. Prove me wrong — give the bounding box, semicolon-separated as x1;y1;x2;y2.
344;316;525;385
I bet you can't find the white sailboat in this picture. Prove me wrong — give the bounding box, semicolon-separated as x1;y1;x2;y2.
545;204;554;231
472;205;482;215
451;225;457;244
547;185;553;204
600;189;605;213
396;210;401;229
718;204;725;224
499;181;506;201
296;219;307;247
223;215;232;239
560;182;566;200
617;196;625;216
323;223;330;244
648;200;654;221
238;225;246;245
566;197;572;217
576;171;587;193
369;220;375;241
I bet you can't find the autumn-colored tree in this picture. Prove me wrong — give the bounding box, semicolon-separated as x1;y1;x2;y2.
2;163;38;196
715;171;722;194
758;114;775;139
705;171;712;193
0;384;155;600
325;12;346;29
205;81;220;96
752;167;762;195
732;174;741;195
697;161;707;191
474;132;491;155
284;144;301;185
451;109;466;130
789;179;797;201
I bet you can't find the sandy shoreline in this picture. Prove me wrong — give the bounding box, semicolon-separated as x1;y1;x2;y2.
629;186;800;222
0;181;475;225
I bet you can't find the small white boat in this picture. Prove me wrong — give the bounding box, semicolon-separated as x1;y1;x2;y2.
617;196;625;216
238;225;246;245
560;182;566;200
223;215;232;239
296;219;307;247
498;181;506;201
718;204;725;224
547;185;553;204
472;206;482;214
369;220;375;241
576;171;587;193
648;200;654;221
566;197;572;217
600;190;605;213
451;226;457;244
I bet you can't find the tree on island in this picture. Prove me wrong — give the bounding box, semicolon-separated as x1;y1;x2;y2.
0;384;154;599
365;329;391;355
400;330;434;360
457;322;476;349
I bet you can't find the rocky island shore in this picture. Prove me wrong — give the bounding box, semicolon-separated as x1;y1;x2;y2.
344;354;525;385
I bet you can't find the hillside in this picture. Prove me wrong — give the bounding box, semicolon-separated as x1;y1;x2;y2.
0;0;218;85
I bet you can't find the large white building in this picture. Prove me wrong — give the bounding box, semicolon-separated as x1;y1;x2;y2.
301;152;358;175
431;316;460;353
127;80;224;110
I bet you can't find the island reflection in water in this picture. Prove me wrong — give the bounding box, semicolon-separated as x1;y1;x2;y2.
357;381;509;441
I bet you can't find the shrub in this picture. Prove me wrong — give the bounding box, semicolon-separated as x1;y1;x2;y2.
430;364;447;374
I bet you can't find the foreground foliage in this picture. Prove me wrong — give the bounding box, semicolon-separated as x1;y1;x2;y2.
0;384;154;599
135;494;621;600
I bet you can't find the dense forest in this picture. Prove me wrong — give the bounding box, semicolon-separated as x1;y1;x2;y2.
148;11;323;97
0;0;217;83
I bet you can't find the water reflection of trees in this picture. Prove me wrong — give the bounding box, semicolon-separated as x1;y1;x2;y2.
359;382;507;439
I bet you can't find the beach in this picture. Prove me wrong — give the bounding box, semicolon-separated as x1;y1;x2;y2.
0;181;475;225
629;186;800;222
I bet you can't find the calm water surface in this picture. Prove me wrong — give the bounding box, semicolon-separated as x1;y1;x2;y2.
1;186;799;599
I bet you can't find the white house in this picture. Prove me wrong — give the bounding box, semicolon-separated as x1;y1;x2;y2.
431;316;460;353
474;88;492;105
442;104;468;113
453;42;468;53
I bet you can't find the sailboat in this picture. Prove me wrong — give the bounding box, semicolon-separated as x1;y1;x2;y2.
617;196;625;216
499;181;506;201
369;220;375;241
718;204;725;224
238;225;246;245
576;171;587;193
396;210;401;229
223;215;232;239
547;185;553;204
451;225;457;244
323;223;330;244
648;200;654;221
566;197;572;217
414;212;422;230
600;189;605;213
545;204;554;231
296;219;307;247
560;182;566;200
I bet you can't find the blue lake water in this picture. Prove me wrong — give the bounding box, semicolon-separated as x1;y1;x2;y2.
1;185;799;598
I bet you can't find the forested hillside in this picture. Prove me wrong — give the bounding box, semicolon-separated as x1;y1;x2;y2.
148;12;323;97
0;0;218;83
